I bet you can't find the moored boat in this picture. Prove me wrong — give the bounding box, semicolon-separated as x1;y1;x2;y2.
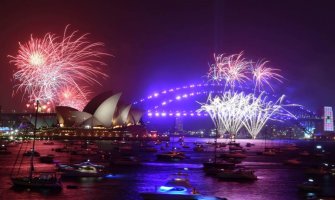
61;161;105;178
297;179;321;192
156;151;186;161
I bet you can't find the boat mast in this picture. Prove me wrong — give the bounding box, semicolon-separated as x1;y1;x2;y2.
214;127;218;164
29;100;39;180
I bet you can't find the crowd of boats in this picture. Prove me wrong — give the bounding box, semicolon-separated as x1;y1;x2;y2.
1;136;334;199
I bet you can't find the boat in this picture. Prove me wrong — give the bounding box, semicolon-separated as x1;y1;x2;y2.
193;144;205;152
181;143;190;149
23;149;40;157
0;144;11;155
203;160;235;170
245;142;255;147
141;172;226;200
229;145;244;151
141;145;158;153
284;158;301;165
220;151;247;159
297;178;321;192
216;168;257;181
156;151;186;161
304;165;328;175
12;172;62;190
258;149;276;156
10;100;62;190
43;140;54;145
60;160;105;178
39;154;55;164
299;150;310;156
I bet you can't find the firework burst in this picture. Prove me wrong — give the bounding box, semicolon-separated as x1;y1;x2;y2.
9;26;109;108
208;52;251;90
198;91;296;140
252;60;283;92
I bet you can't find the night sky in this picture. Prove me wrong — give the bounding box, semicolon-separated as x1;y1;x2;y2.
0;0;334;112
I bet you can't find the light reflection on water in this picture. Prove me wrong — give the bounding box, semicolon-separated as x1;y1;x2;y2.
0;139;334;200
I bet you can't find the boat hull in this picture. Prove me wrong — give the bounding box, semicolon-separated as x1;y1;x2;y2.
11;177;62;190
141;192;200;200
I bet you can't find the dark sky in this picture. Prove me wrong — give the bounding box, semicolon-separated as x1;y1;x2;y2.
0;0;334;112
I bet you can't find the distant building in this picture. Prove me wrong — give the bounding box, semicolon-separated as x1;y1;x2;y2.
323;106;334;132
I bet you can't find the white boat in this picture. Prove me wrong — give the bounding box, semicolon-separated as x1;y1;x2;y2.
216;168;257;181
141;173;225;200
61;160;105;178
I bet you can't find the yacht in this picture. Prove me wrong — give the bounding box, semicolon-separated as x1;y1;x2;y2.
12;172;62;190
156;151;186;161
60;160;105;178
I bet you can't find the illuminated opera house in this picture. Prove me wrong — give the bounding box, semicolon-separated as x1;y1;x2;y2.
52;92;161;140
56;92;143;128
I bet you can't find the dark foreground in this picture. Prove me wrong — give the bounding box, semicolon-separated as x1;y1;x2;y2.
0;138;334;200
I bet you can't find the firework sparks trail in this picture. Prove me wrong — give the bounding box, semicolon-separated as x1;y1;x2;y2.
198;91;297;140
198;91;251;140
223;52;250;90
208;52;251;90
57;86;91;111
200;94;226;137
9;26;109;108
243;93;296;139
252;60;283;92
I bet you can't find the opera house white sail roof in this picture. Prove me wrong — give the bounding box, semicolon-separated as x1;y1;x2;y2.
55;92;143;128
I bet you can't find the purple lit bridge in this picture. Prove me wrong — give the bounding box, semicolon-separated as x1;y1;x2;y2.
134;82;321;136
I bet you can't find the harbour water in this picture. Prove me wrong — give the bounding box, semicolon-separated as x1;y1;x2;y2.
0;138;334;200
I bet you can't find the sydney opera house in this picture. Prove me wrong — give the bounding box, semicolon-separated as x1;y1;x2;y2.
49;92;160;140
56;92;143;128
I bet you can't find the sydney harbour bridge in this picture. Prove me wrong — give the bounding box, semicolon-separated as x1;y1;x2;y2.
134;82;321;138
